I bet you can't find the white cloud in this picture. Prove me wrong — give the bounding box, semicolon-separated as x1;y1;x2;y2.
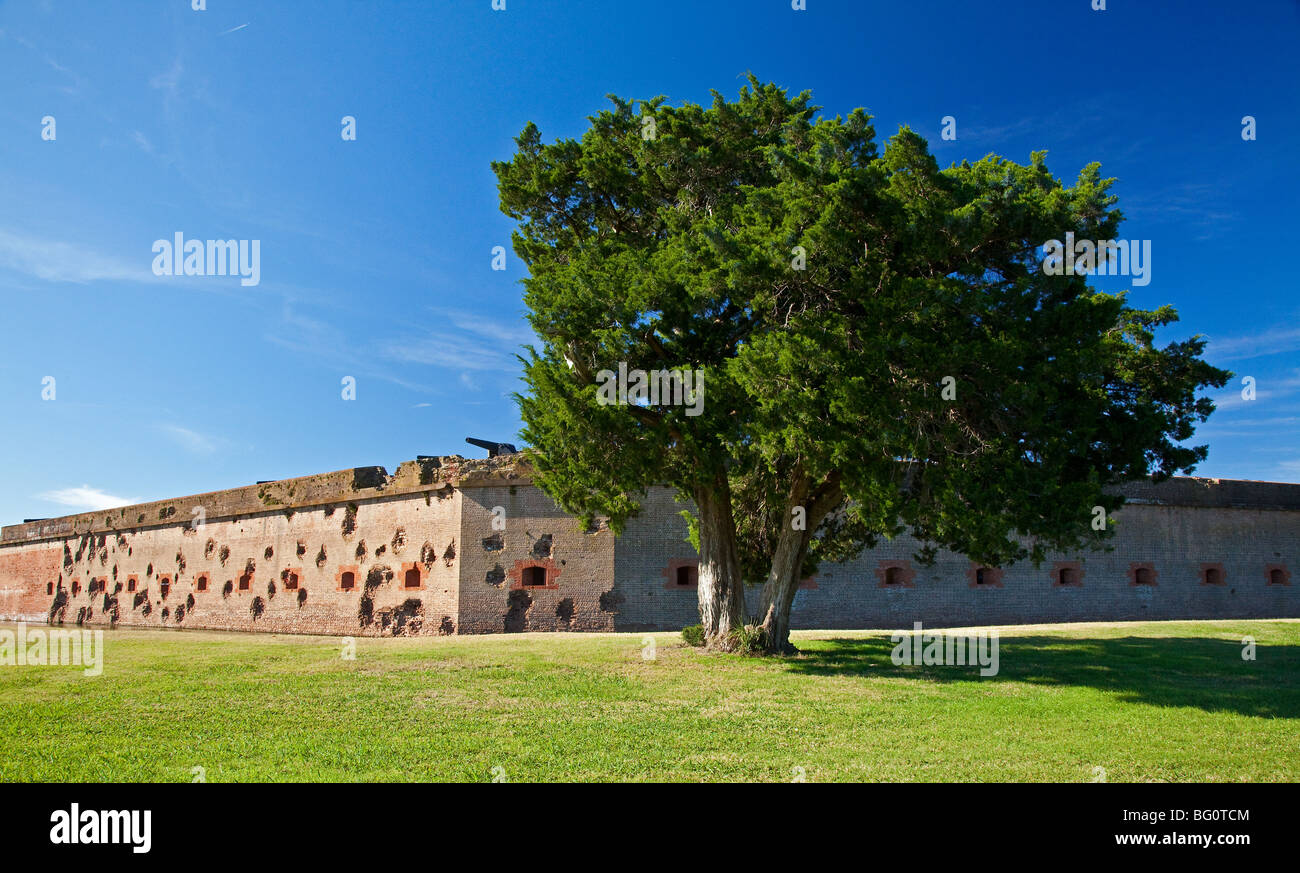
38;485;136;512
149;58;183;100
383;332;522;372
160;424;218;455
1207;326;1300;363
0;228;151;283
383;310;535;373
131;130;155;154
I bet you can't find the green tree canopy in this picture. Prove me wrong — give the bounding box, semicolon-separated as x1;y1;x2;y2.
495;77;1229;651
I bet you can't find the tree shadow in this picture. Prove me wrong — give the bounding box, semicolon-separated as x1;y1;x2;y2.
784;634;1300;719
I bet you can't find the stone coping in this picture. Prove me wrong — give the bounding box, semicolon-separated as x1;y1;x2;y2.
4;456;1297;546
1;454;530;545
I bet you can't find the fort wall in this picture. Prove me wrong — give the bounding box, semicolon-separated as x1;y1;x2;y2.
0;456;1295;635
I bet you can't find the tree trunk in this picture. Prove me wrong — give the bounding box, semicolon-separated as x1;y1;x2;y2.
758;471;843;654
756;525;810;654
694;475;745;649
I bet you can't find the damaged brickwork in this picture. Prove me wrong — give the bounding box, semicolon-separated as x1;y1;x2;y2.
0;455;1296;636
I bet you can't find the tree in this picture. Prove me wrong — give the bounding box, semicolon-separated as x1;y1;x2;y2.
494;78;1229;651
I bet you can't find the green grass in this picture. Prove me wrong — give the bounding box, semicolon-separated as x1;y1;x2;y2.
0;619;1296;782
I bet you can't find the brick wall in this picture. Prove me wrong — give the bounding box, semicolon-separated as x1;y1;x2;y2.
611;488;702;631
2;460;1296;636
456;484;615;634
614;486;1299;630
0;542;62;621
0;489;461;637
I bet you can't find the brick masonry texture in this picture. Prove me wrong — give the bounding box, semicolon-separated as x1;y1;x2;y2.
1;456;1296;634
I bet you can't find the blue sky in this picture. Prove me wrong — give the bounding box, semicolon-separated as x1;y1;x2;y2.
0;0;1297;525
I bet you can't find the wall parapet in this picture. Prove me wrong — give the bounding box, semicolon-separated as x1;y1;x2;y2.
6;457;1297;548
1;454;532;546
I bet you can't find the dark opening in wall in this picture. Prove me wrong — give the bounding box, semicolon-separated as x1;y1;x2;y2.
521;566;547;588
127;577;137;593
676;565;697;587
532;534;553;559
1058;568;1077;585
975;568;989;585
403;567;421;589
1270;568;1288;585
159;576;171;599
48;589;68;624
381;599;424;636
340;571;356;591
1206;567;1223;584
876;561;915;587
358;594;374;626
504;589;532;632
46;582;54;595
196;574;209;592
282;571;299;590
238;572;252;591
1134;567;1154;585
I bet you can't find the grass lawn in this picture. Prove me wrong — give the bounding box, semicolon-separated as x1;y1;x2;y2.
0;619;1296;782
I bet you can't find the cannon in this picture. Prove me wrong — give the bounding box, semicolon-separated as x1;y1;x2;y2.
465;437;519;458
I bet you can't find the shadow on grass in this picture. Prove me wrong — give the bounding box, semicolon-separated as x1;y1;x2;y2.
785;635;1300;718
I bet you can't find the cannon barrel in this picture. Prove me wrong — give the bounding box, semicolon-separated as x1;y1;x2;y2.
465;437;519;458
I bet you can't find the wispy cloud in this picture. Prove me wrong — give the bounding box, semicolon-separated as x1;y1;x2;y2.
38;485;136;512
261;293;437;394
160;424;219;455
0;228;151;283
2;29;85;95
130;130;156;154
1120;181;1241;241
1206;326;1300;362
383;331;524;372
382;310;536;375
149;58;183;102
1209;372;1300;411
220;23;250;36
